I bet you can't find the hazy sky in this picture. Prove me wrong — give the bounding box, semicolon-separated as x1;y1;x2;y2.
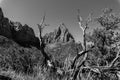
0;0;120;42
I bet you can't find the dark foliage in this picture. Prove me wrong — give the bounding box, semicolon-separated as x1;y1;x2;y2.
0;36;44;75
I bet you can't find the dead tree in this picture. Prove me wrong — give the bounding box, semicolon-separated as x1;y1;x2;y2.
71;9;93;80
71;9;93;68
37;12;49;45
71;8;120;80
37;13;53;67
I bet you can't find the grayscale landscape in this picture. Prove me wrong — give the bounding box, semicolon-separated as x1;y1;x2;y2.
0;0;120;80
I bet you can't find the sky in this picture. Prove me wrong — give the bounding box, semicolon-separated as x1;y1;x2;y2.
0;0;120;42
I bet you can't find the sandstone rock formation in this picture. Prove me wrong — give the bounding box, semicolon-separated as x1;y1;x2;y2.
0;8;40;48
0;8;12;39
11;22;40;48
43;23;74;44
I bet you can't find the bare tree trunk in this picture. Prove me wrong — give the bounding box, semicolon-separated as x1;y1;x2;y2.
71;11;93;80
37;14;53;67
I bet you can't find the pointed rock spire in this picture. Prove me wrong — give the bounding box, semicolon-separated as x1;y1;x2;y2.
43;23;74;44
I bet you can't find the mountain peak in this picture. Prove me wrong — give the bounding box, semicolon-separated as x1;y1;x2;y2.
43;23;74;44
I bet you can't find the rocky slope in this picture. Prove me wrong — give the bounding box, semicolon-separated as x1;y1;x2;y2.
0;8;40;48
43;23;75;44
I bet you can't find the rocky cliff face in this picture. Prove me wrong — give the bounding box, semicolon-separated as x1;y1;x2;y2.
0;8;40;48
10;22;40;48
43;23;75;44
0;8;12;39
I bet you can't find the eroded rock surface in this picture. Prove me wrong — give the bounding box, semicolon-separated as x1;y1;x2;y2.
0;8;40;48
43;23;74;44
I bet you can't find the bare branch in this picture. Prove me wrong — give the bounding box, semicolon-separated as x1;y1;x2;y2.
37;12;49;43
40;12;46;26
37;24;43;32
86;12;93;24
77;9;85;32
71;46;94;69
86;70;91;80
37;12;53;68
78;22;84;32
109;49;120;67
71;11;93;80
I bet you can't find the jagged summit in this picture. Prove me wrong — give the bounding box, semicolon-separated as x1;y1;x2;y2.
43;23;75;44
0;7;40;48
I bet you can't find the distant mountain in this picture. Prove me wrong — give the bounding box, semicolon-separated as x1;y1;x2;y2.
43;23;75;44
